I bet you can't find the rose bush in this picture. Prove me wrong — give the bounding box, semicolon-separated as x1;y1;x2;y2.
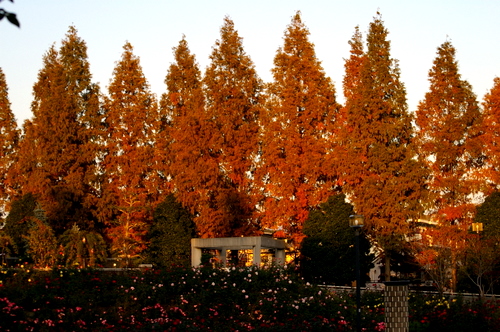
1;265;499;331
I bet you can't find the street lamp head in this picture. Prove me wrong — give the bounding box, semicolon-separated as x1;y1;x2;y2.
471;222;483;233
349;215;365;228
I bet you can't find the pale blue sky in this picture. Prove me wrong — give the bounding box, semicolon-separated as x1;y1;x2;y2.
1;1;499;125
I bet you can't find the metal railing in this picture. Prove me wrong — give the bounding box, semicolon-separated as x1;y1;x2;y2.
322;284;499;302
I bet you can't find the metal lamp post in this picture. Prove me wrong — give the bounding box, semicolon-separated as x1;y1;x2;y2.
349;214;365;332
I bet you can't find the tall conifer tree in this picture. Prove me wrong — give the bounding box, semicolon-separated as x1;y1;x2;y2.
260;12;339;244
415;41;483;290
59;27;105;208
336;15;426;280
102;42;158;264
159;37;217;237
10;27;102;234
197;17;262;237
415;41;482;223
0;68;19;215
158;37;204;197
481;77;500;188
342;26;364;103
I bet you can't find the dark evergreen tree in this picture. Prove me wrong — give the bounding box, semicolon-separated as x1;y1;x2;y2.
300;194;373;285
145;194;196;268
4;193;37;258
475;191;500;239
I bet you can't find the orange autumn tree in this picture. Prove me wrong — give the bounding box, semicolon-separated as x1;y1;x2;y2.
159;37;218;237
335;15;427;280
259;12;339;244
414;41;482;291
10;27;102;234
157;37;203;199
415;41;482;223
481;77;500;189
0;68;20;216
199;17;263;237
412;224;469;295
102;42;158;266
342;26;364;103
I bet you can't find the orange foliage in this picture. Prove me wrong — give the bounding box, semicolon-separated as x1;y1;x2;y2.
481;77;500;190
334;14;426;258
8;27;101;233
259;12;340;245
415;41;482;226
1;15;497;258
100;42;158;255
0;68;19;212
200;17;262;237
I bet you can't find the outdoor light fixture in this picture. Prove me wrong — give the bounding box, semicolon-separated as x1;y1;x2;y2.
349;214;364;332
349;215;365;228
471;222;483;233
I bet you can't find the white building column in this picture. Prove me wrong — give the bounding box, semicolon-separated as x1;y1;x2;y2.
191;242;202;267
275;248;285;265
252;240;261;266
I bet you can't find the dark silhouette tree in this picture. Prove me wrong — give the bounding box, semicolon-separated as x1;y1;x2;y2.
3;193;36;258
0;231;12;265
145;194;196;268
475;191;500;239
259;12;340;244
59;223;106;268
301;194;373;285
460;234;500;298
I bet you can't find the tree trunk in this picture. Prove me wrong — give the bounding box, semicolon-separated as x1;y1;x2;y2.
385;253;391;282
